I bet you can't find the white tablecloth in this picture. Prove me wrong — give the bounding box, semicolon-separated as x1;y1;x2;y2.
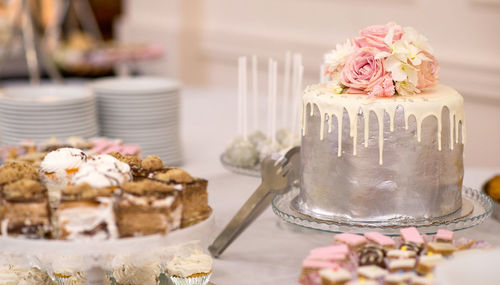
179;86;500;285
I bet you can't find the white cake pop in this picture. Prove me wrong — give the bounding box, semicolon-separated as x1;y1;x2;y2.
225;137;259;168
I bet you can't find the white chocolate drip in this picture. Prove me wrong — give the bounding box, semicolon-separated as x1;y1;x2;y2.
301;84;465;165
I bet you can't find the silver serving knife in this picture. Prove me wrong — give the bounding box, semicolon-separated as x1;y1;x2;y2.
209;146;300;258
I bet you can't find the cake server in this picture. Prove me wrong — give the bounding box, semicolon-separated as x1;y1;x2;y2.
209;146;300;258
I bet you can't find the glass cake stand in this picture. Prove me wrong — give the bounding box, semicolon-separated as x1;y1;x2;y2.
0;214;215;285
272;186;493;236
220;153;261;177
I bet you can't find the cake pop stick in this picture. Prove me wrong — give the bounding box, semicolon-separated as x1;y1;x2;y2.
267;58;273;139
242;57;248;140
237;57;243;136
252;55;258;132
271;60;278;146
282;51;292;128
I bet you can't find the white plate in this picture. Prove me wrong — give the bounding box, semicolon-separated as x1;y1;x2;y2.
91;76;180;94
96;93;179;101
0;115;98;126
435;249;500;285
0;85;93;106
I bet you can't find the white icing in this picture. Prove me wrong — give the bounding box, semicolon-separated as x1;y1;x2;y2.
0;265;54;285
112;256;161;285
1;219;8;236
40;148;87;174
57;197;118;240
301;84;465;165
71;155;131;188
0;265;19;284
166;251;212;278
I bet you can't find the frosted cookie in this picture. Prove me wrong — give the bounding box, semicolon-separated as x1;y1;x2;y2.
310;244;349;256
416;254;444;275
364;232;395;249
400;227;424;245
411;275;434;285
345;280;377;285
388;258;416;272
387;249;416;259
357;265;387;279
435;229;453;243
300;259;338;281
426;242;456;256
318;268;351;285
334;233;367;249
385;272;416;285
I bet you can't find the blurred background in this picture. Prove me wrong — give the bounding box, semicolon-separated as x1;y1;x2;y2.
0;0;499;167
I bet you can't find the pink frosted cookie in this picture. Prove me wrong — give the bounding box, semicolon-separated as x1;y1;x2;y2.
436;229;453;243
300;259;339;282
334;233;367;249
310;244;349;256
364;232;396;249
400;227;424;245
307;252;347;263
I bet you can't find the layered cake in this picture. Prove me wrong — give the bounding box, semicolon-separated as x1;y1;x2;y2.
0;162;50;238
296;23;465;222
0;149;211;240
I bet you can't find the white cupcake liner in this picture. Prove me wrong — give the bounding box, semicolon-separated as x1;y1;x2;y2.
168;272;212;285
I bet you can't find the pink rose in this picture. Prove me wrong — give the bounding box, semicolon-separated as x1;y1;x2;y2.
368;74;395;97
354;22;403;52
341;47;386;93
416;51;439;89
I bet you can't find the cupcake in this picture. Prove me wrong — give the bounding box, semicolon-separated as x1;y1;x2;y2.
51;256;86;285
166;251;213;285
40;148;87;207
111;255;161;285
0;264;55;285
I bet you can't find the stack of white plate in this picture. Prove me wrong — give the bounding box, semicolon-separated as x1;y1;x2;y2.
0;85;99;145
92;77;182;165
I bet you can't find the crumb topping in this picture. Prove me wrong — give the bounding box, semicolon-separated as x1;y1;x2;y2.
108;152;142;168
0;161;39;184
3;179;46;200
121;179;176;195
62;183;115;200
141;155;163;171
154;168;194;183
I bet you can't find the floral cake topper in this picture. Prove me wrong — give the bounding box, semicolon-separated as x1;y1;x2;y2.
324;22;439;97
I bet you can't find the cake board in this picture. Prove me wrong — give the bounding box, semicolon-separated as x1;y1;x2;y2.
272;186;492;236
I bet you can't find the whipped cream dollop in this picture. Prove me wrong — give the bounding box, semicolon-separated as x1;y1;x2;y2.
72;155;131;188
40;147;87;174
166;251;212;278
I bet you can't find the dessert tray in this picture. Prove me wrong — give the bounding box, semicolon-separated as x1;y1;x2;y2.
220;153;261;177
0;214;214;285
272;186;493;235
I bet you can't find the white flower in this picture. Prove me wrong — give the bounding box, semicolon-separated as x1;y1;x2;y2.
324;39;356;71
392;40;429;66
384;55;419;85
402;27;433;54
396;80;421;96
325;80;344;94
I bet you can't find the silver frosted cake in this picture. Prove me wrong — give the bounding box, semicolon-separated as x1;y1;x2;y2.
294;23;465;223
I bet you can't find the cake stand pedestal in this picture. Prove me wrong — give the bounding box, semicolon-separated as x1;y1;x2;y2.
272;186;492;236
